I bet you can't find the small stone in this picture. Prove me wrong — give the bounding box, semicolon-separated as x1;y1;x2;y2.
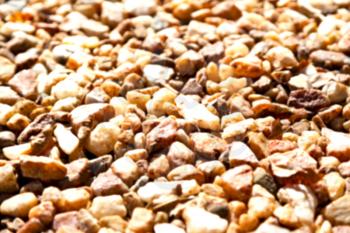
77;209;100;233
81;20;109;37
70;103;115;131
231;56;264;78
176;95;220;131
54;123;80;156
0;164;18;193
197;161;226;182
229;141;259;167
99;215;128;232
56;187;91;212
8;69;38;100
0;131;16;148
310;50;350;69
53;211;80;231
127;207;155;233
190;132;227;159
247;132;270;159
124;0;157;16
91;169;129;196
0;192;38;218
154;223;186;233
219;165;253;201
266;46;298;70
167;164;205;184
89;195;126;219
288;89;330;111
0;86;20;105
111;157;139;186
143;64;175;85
253;167;277;194
101;1;124;27
181;78;204;96
325;195;350;224
148;154;170;179
182;206;228;233
288;74;311;90
86;121;120;156
146;117;178;152
212;1;242;20
199;42;225;63
323;172;346;201
175;50;205;77
322;81;348;104
322;128;350;161
0;56;16;82
167;141;195;168
28;201;56;225
7;32;38;54
51;78;86;100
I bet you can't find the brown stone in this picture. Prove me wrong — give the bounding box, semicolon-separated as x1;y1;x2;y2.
8;70;38;100
191;132;227;159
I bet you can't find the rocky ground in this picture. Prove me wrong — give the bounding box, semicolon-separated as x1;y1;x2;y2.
1;0;350;232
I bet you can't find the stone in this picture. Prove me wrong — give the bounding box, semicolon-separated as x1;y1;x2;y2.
91;169;129;196
124;0;157;16
148;154;170;179
53;211;80;231
146;117;178;152
231;56;264;78
54;123;80;155
20;156;67;181
167;164;205;184
0;192;38;218
288;89;330;111
288;74;311;90
8;69;38;100
183;206;228;233
56;187;91;212
322;128;350;161
99;215;128;232
325;195;350;224
247;132;270;159
199;42;225;63
0;86;20;105
190;132;227;159
86;121;120;156
81;20;109;37
0;56;16;82
322;81;348;104
219;165;253;201
0;164;18;193
3;143;32;160
17;218;44;233
229;141;259;167
175;50;205;77
70;103;115;131
51;78;86;100
143;64;175;85
266;46;298;70
77;209;100;233
111;157;139;186
101;1;124;27
197;161;226;181
154;223;186;233
127;207;155;233
28;201;56;225
7;32;38;54
212;1;242;20
310;50;350;69
175;95;220;131
89;195;126;219
0;131;16;148
323;172;346;201
167;141;195;168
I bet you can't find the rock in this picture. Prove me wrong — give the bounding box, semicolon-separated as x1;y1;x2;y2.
323;172;346;201
0;86;20;105
288;89;330;111
91;169;128;196
8;69;38;100
81;20;109;37
197;161;226;181
322;128;350;161
229;141;259;167
266;46;298;70
56;187;91;212
181;78;204;96
0;56;16;82
146;117;178;152
269;149;317;178
3;143;32;160
0;164;18;193
219;165;253;201
111;157;139;186
247;132;270;159
54;123;80;156
310;50;350;69
20;156;67;181
88;155;113;177
127;207;155;233
86;121;120;156
199;42;225;63
167;141;195;168
212;1;242;20
183;206;228;233
175;50;205;77
18;113;55;143
288;74;311;90
51;78;86;100
124;0;157;16
175;95;220;131
28;201;56;225
70;103;115;131
143;64;175;85
17;218;44;233
77;209;100;233
89;195;126;219
231;56;264;78
0;131;16;148
53;211;80;231
253;167;277;194
190;132;227;159
167;164;205;184
101;1;124;27
99;215;128;232
148;154;170;179
325;195;350;224
7;32;38;54
322;81;348;104
154;223;186;233
0;192;38;218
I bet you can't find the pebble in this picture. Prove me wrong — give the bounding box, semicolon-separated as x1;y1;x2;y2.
51;78;86;100
8;69;38;100
111;157;139;186
0;86;20;105
124;0;157;16
20;156;67;181
89;195;126;219
127;207;155;233
212;1;242;20
175;50;205;77
86;121;120;156
56;187;91;212
0;164;19;193
146;117;178;152
143;64;175;85
231;56;264;78
322;128;350;161
101;1;124;27
182;206;228;233
154;223;186;233
54;123;80;156
81;20;109;37
0;192;38;218
0;131;16;148
0;56;16;82
323;172;346;201
266;46;299;70
190;132;227;159
28;201;56;225
91;169;129;196
167;141;195;168
229;141;259;167
175;95;220;131
325;194;350;225
167;164;205;184
322;81;348;104
148;154;170;179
